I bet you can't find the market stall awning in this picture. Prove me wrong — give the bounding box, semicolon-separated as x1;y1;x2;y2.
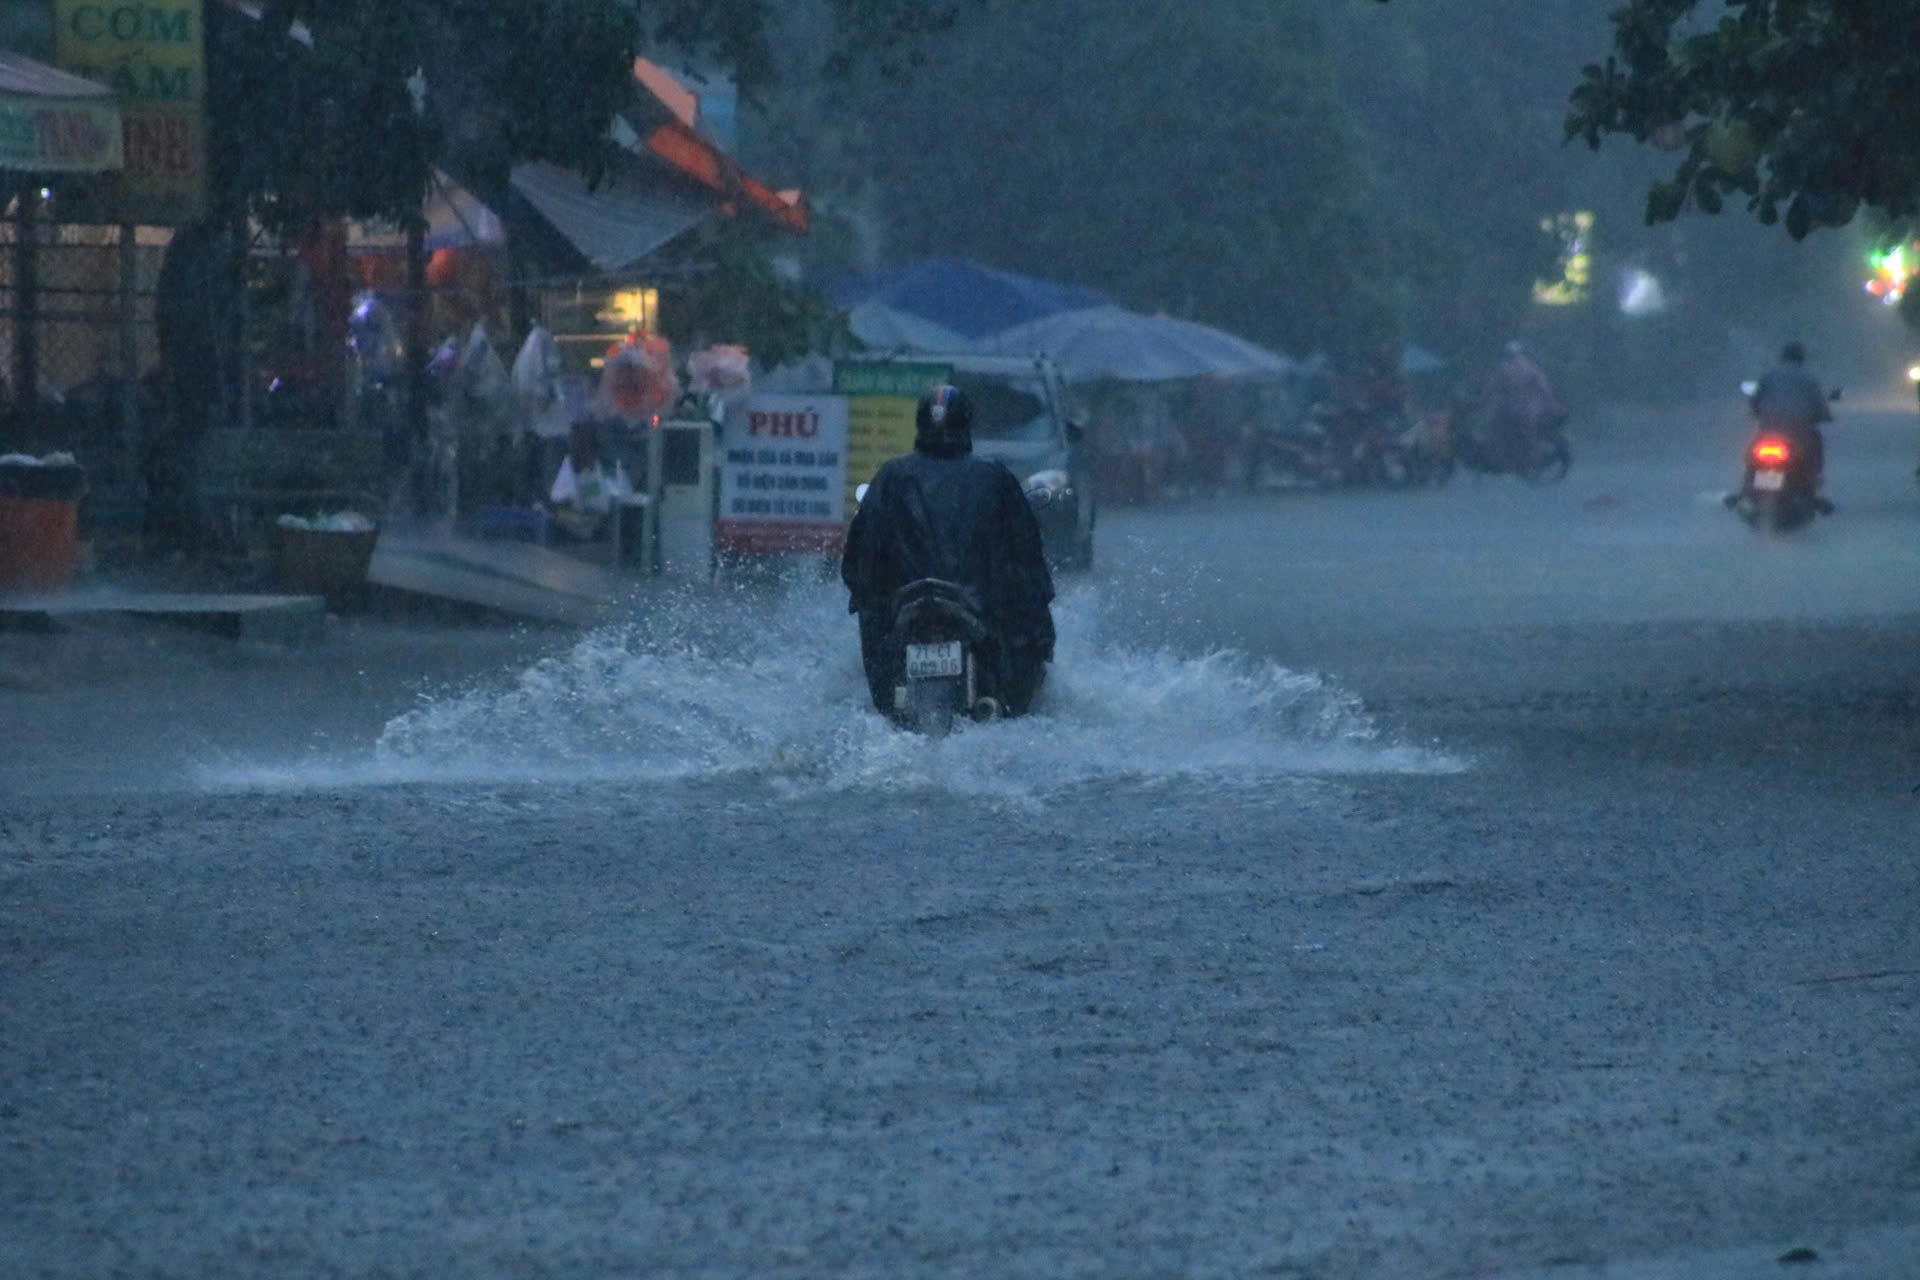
976;305;1295;383
829;257;1114;341
623;59;807;235
0;52;122;174
348;167;506;255
510;159;713;275
845;299;973;353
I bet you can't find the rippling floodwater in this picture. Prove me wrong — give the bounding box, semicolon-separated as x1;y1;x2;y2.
207;577;1463;796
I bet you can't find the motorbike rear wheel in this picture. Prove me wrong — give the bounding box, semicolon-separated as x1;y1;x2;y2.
1749;490;1816;533
907;675;962;737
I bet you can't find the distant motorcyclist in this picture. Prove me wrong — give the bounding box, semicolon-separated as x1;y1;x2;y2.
1480;340;1566;474
1320;343;1410;480
842;384;1056;717
1747;340;1831;491
1348;343;1411;428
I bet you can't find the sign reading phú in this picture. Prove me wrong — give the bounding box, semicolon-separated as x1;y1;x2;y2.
716;394;850;554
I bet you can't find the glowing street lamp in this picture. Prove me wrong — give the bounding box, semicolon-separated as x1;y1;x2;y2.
1867;244;1914;305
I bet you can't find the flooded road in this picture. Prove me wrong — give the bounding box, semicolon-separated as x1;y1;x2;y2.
4;403;1918;1277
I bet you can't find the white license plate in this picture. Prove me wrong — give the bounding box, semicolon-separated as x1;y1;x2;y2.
905;641;964;679
1753;469;1785;491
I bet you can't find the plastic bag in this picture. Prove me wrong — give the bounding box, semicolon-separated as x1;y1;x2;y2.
512;324;570;438
593;334;678;422
688;343;752;400
460;322;510;410
347;291;403;383
276;510;377;533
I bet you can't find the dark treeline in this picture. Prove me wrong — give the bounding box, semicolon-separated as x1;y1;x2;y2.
746;0;1883;398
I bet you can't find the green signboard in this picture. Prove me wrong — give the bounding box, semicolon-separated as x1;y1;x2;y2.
834;361;953;512
832;360;952;399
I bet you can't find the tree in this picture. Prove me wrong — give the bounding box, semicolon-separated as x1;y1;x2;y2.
208;0;970;233
1321;0;1631;362
667;220;854;369
783;0;1408;363
151;0;960;509
761;0;1665;372
1565;0;1920;240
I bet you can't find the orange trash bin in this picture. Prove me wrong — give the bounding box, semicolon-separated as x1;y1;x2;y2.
0;461;87;593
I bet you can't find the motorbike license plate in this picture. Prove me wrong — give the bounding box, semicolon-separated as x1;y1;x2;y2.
905;641;964;679
1753;469;1786;492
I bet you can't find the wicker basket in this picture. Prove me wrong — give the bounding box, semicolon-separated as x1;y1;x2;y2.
272;526;378;601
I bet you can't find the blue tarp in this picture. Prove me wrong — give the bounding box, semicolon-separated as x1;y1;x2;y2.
828;257;1113;341
976;306;1294;383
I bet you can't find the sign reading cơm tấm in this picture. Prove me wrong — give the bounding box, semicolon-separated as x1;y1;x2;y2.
53;0;206;224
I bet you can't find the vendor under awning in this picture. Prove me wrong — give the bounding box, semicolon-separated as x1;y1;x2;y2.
0;52;121;174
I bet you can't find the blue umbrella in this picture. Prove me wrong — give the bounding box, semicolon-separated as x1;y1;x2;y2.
976;306;1294;383
829;258;1113;340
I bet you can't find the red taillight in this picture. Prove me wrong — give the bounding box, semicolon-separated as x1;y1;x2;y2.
1752;438;1791;466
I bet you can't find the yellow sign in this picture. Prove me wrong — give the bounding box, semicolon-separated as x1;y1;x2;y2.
844;395;918;512
54;0;206;223
834;361;950;515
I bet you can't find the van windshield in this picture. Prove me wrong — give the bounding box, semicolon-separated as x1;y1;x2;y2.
949;371;1058;445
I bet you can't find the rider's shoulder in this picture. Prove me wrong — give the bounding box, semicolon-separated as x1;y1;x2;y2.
975;455;1025;485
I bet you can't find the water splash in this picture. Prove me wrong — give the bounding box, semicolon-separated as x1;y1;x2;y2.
211;576;1463;795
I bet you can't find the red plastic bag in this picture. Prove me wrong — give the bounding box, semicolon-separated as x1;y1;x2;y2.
596;334;678;421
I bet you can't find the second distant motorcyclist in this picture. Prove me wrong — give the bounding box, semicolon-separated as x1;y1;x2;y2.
1747;340;1831;491
842;385;1056;717
1480;340;1566;474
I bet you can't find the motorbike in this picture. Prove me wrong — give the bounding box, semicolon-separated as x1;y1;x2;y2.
1425;405;1572;485
1245;401;1418;491
883;578;1006;736
1403;409;1459;485
1726;432;1827;532
1725;383;1839;533
1342;405;1420;488
1245;416;1344;490
1908;362;1920;485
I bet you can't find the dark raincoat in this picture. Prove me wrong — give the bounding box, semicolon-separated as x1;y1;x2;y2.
1481;351;1565;473
1749;360;1831;479
842;448;1055;711
1750;363;1830;433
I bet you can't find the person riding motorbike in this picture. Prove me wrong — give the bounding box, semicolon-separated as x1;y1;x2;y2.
1480;340;1566;474
841;384;1056;718
1741;341;1832;506
1320;343;1410;481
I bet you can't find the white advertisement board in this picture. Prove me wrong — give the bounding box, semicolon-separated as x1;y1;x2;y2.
715;394;850;554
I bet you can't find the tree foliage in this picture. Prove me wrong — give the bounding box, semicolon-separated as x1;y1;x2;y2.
759;0;1644;366
669;222;854;369
1565;0;1920;239
155;0;961;446
789;0;1406;360
1322;0;1632;354
207;0;970;234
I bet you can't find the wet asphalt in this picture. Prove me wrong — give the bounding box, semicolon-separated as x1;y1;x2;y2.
2;400;1918;1278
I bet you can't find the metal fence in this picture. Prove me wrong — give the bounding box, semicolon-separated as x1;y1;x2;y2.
0;218;162;511
1;209;680;556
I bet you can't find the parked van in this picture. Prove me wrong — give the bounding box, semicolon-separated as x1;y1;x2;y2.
842;352;1095;571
